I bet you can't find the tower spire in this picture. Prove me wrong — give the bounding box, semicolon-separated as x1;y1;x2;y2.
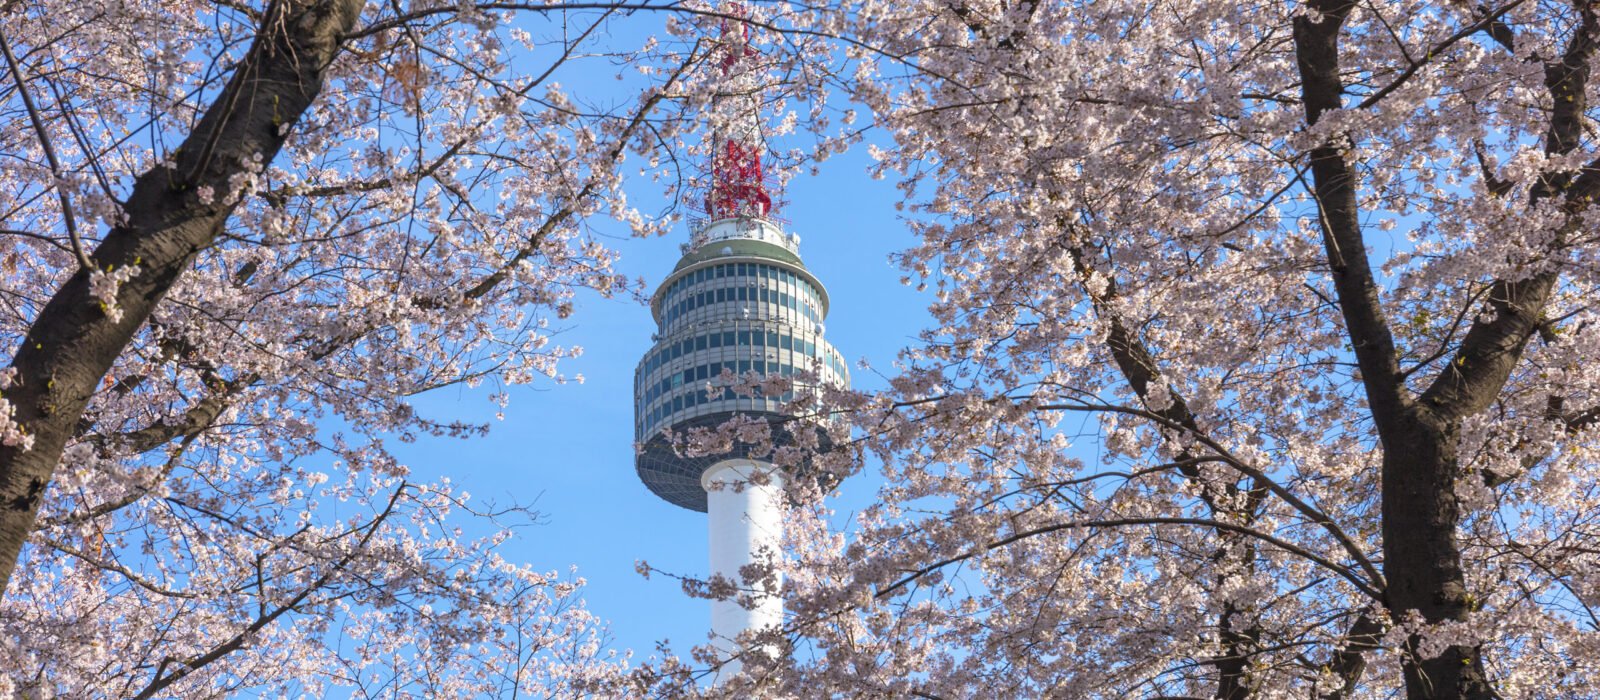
702;2;773;219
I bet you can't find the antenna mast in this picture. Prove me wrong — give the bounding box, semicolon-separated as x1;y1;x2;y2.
702;3;774;219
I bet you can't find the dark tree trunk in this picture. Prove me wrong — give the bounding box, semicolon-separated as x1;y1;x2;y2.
1216;599;1260;700
1381;412;1495;699
0;0;364;595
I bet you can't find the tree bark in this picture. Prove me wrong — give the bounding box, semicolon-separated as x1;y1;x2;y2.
1380;412;1496;698
0;0;364;596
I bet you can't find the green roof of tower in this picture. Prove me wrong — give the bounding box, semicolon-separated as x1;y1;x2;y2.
673;238;805;272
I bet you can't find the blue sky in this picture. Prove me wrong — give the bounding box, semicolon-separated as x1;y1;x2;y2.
400;141;931;662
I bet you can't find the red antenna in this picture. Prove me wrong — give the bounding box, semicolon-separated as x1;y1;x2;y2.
703;3;774;220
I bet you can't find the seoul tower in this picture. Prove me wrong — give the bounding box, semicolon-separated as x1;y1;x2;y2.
632;5;848;677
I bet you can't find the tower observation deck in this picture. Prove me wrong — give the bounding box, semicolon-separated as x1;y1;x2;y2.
633;217;849;511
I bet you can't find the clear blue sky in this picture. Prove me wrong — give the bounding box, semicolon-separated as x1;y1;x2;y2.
398;140;930;662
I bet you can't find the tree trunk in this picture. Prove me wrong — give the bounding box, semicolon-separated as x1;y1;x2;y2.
1216;598;1260;700
0;0;364;596
1381;412;1495;699
1292;2;1517;695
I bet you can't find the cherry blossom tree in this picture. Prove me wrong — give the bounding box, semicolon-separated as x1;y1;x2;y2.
14;0;1599;696
660;1;1600;698
0;0;802;694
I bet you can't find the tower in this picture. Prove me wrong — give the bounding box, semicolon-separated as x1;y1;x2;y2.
631;5;848;677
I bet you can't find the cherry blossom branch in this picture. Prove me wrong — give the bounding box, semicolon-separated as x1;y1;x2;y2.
1560;405;1600;434
127;483;407;699
0;0;367;598
259;140;468;207
203;0;262;21
1294;0;1409;426
349;1;973;87
1286;3;1595;696
261;5;610;211
1352;0;1531;112
95;373;256;455
964;457;1233;516
1060;238;1247;504
1035;399;1386;594
348;3;721;41
1505;541;1600;631
0;26;92;274
1057;231;1385;589
35;56;119;205
1397;284;1494;381
37;535;201;599
459;55;691;302
876;517;1383;603
55;10;690;496
1316;609;1382;700
38;429;199;529
1417;2;1598;422
944;0;1038;50
885;205;1387;693
68;64;682;489
0;227;73;255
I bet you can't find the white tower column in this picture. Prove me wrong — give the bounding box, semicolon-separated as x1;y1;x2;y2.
701;458;785;677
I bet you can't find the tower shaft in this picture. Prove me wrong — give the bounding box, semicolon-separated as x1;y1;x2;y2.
703;459;785;677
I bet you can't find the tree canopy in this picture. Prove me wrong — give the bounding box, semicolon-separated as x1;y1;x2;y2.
745;2;1600;699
